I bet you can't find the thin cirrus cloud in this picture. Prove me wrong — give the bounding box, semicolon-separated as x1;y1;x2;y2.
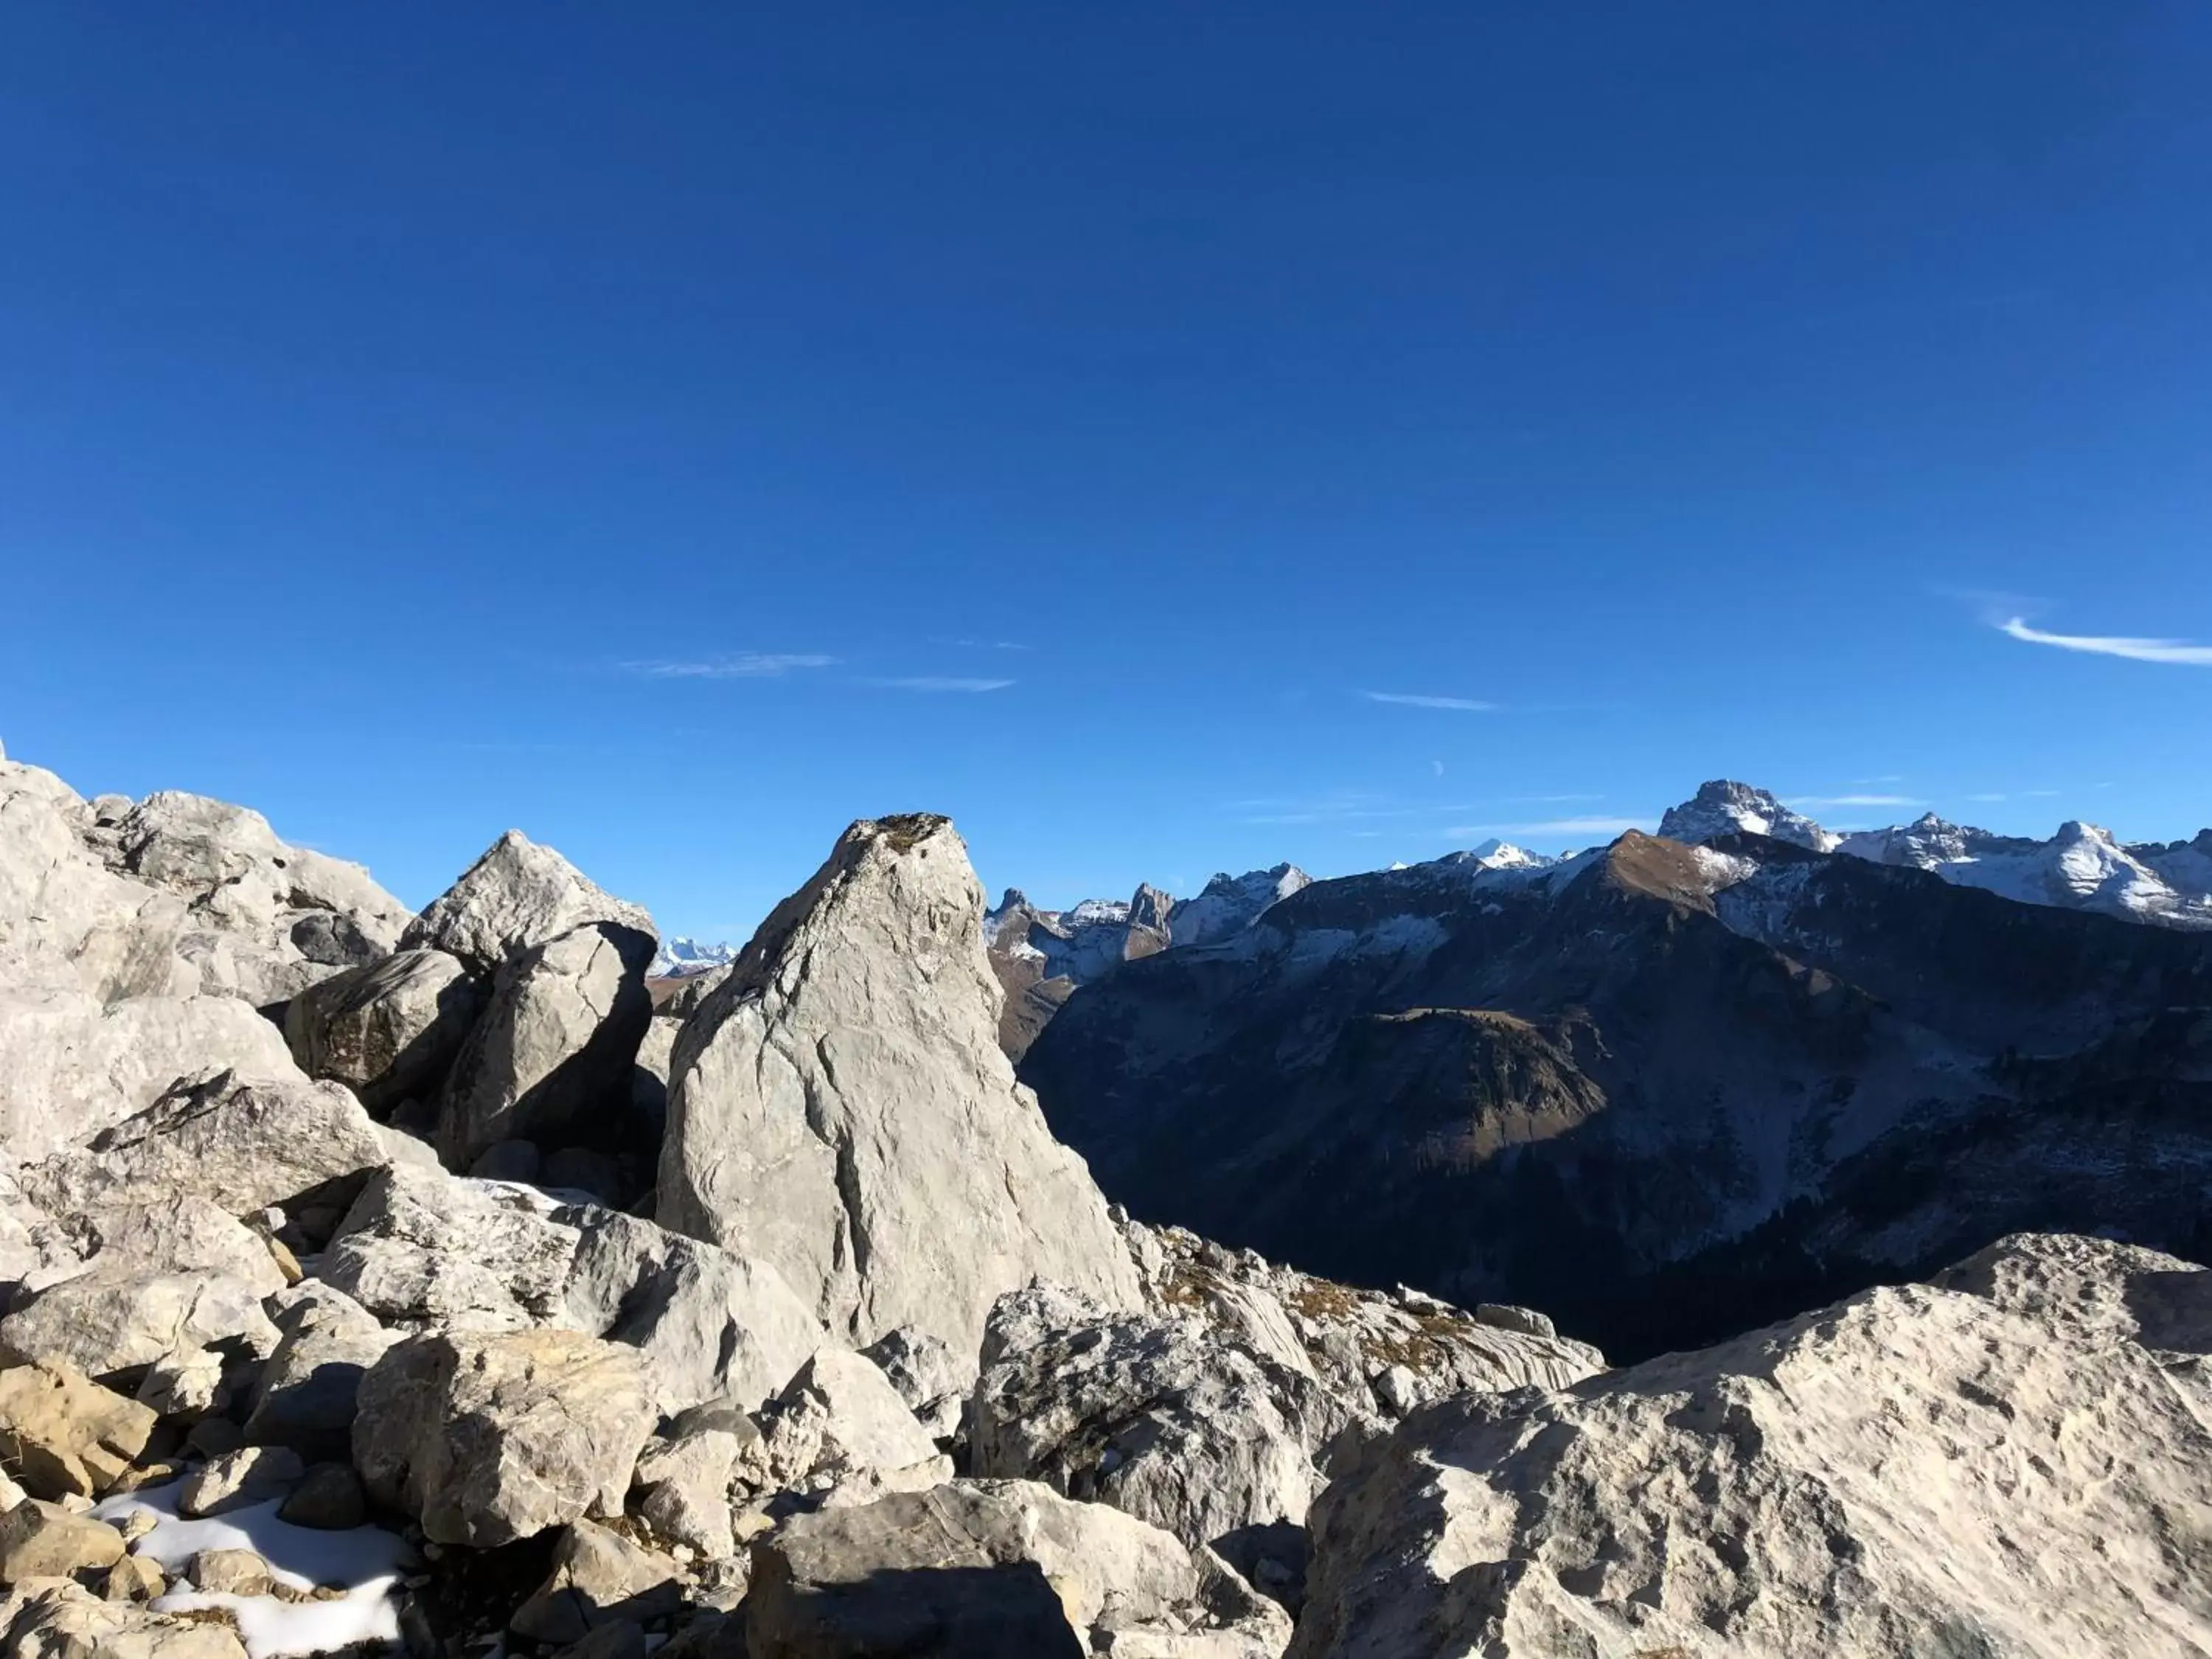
621;653;836;678
1362;691;1499;712
2000;617;2212;666
860;675;1015;693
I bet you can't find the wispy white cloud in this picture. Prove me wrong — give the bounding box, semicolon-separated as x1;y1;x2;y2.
1789;793;1924;808
1852;774;1906;785
1965;793;2008;803
1362;691;1499;712
1445;815;1656;839
862;676;1015;693
622;653;836;678
930;636;1032;652
2000;617;2212;666
1432;760;1445;778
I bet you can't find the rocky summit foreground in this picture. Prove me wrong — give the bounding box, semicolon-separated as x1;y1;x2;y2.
4;739;2212;1657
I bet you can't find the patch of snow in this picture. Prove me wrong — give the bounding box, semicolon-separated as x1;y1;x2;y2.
95;1481;414;1659
650;935;737;978
156;1582;403;1659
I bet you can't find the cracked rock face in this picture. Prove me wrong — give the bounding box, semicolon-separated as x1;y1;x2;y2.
656;813;1142;1355
1290;1232;2212;1659
354;1327;658;1547
436;920;655;1168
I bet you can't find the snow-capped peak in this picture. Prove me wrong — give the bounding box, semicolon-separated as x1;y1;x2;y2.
650;935;737;978
1658;781;1841;853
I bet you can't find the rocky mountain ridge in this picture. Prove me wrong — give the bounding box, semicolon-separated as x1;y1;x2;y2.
1024;815;2212;1363
4;737;2211;1656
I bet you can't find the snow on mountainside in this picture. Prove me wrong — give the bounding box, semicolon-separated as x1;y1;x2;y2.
1166;863;1312;947
649;934;737;977
1658;779;1841;852
1665;781;2212;931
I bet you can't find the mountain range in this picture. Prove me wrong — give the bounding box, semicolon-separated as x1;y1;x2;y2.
1021;783;2212;1362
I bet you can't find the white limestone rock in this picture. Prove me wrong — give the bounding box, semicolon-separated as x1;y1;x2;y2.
970;1285;1332;1568
283;949;482;1118
321;1161;578;1332
436;920;655;1167
657;813;1142;1355
13;1068;392;1221
355;1327;658;1546
1290;1232;2212;1659
401;829;655;975
745;1479;1290;1659
560;1206;825;1416
0;1264;279;1380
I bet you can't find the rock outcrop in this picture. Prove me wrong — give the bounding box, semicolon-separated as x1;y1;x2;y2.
658;813;1142;1354
401;828;655;975
1291;1232;2212;1658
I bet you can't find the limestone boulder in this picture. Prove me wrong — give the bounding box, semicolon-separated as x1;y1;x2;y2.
354;1328;657;1546
0;984;296;1166
0;1500;125;1583
283;949;481;1117
0;1360;159;1500
1290;1232;2212;1659
658;814;1142;1355
858;1326;970;1441
401;829;655;975
560;1206;824;1415
745;1479;1290;1659
970;1286;1332;1569
0;1265;279;1380
509;1518;682;1648
14;1069;392;1221
321;1161;577;1332
437;921;655;1167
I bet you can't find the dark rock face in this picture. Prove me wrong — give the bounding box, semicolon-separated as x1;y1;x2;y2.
1023;832;2212;1360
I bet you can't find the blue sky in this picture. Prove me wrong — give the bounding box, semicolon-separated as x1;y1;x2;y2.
4;4;2210;936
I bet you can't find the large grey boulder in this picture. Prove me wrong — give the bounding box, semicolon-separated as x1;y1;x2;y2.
658;814;1142;1354
1132;1220;1603;1423
969;1287;1332;1569
745;1479;1290;1659
437;921;655;1167
402;829;655;975
51;1194;288;1295
560;1206;824;1415
1290;1232;2212;1659
0;1263;279;1379
0;760;194;1006
322;1161;577;1332
354;1327;658;1546
0;981;296;1166
13;1068;392;1220
102;789;409;1006
284;949;481;1117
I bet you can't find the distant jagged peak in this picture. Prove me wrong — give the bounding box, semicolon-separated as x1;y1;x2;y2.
1658;780;1841;853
